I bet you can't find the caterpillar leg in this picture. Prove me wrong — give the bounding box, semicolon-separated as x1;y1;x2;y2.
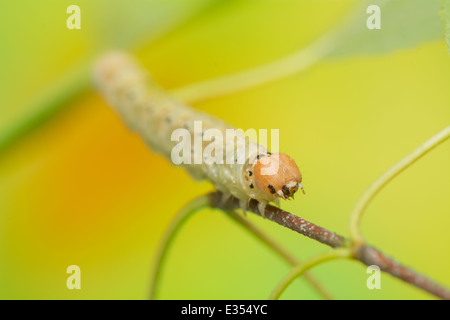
239;199;248;216
257;201;267;218
219;192;231;207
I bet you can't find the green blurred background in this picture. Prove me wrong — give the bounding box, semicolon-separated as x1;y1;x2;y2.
0;0;449;299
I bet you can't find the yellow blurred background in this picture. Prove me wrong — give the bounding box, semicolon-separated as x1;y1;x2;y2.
0;0;449;299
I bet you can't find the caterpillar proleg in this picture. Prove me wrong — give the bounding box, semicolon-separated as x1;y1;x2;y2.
93;52;304;217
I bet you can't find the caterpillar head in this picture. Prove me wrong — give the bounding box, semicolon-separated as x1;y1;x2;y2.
253;153;304;200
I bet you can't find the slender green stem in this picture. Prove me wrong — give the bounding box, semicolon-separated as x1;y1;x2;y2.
269;248;352;300
209;192;450;300
169;3;364;104
0;3;362;152
349;126;450;246
170;31;338;104
226;210;334;300
149;195;210;300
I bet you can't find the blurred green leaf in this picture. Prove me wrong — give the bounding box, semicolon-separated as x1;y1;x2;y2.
442;0;450;53
1;0;446;153
0;0;220;152
329;0;444;58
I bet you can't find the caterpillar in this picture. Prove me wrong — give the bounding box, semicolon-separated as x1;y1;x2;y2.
93;52;304;217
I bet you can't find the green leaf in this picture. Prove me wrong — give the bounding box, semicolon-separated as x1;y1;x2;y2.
442;0;450;53
0;0;220;153
328;0;444;58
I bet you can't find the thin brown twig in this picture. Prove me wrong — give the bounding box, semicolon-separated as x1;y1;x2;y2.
208;192;450;300
210;193;347;248
357;246;450;300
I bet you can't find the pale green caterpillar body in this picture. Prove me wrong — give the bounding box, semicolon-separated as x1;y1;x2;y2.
93;52;303;216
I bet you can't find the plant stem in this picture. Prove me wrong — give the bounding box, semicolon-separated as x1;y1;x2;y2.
268;248;352;300
149;195;210;300
225;209;334;300
210;193;348;248
208;192;450;299
349;126;450;246
169;3;366;104
170;31;338;104
358;245;450;300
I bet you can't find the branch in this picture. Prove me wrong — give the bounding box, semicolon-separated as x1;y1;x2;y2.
209;193;347;248
208;192;450;300
358;245;450;300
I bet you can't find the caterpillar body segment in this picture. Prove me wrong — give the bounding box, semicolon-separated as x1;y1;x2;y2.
94;52;303;217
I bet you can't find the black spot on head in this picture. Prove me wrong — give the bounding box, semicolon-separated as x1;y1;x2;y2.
250;184;254;189
257;153;269;160
282;185;290;196
268;184;276;194
249;171;253;176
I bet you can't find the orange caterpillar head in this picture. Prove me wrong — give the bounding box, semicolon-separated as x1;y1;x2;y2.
253;153;304;200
